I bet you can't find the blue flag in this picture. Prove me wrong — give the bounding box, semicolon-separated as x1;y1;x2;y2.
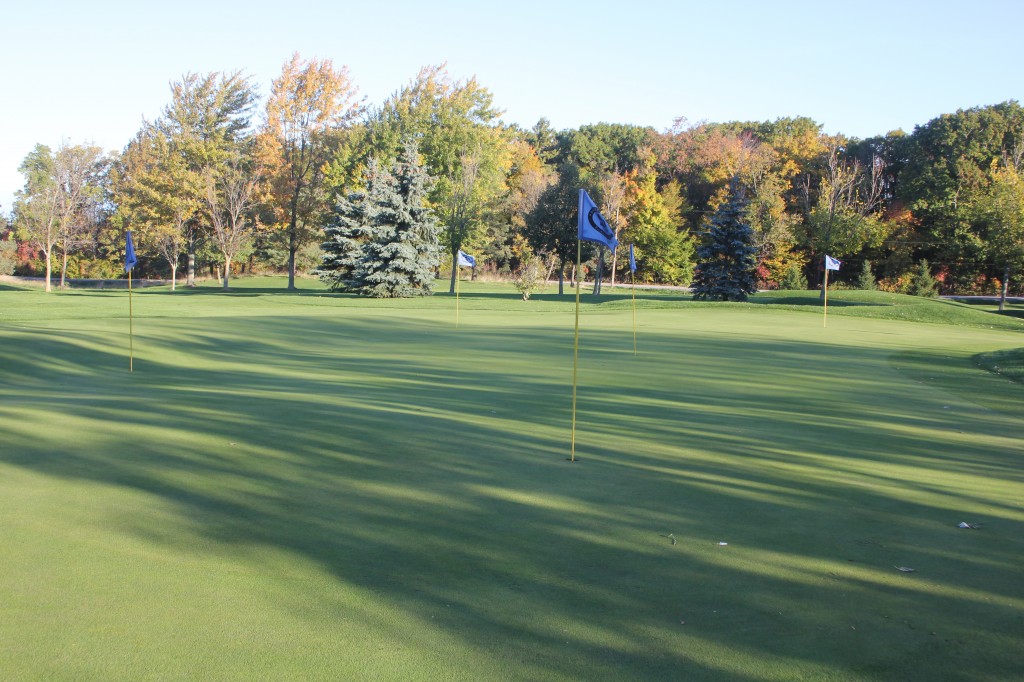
578;189;618;250
125;231;138;273
457;250;476;268
629;243;637;273
825;254;841;271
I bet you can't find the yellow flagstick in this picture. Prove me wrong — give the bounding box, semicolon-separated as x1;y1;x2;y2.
128;268;134;372
455;254;460;328
631;268;637;355
570;239;582;462
822;265;829;328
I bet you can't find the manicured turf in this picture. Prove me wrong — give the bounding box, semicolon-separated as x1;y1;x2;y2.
1;278;1022;681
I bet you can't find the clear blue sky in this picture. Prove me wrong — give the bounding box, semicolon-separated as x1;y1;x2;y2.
2;0;1021;213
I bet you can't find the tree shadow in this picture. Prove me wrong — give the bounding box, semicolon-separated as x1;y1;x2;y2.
0;316;1021;680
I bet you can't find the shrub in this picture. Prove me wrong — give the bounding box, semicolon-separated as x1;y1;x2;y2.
513;258;542;301
778;263;808;290
0;237;16;276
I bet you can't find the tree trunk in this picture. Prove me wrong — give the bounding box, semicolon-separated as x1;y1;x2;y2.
448;250;458;294
187;252;195;287
1000;265;1009;312
44;249;52;292
610;246;618;289
171;263;177;291
287;219;297;290
223;256;231;290
558;262;564;296
60;250;68;289
287;182;302;290
592;247;604;295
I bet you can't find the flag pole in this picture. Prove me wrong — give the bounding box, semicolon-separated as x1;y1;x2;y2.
631;268;637;355
571;239;582;462
129;268;134;372
822;265;829;328
455;253;460;328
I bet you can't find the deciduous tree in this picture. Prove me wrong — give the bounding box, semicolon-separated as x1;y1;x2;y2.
112;127;200;288
801;144;888;296
52;143;106;287
204;152;261;289
158;71;258;286
524;164;593;295
260;54;362;289
13;143;105;291
977;161;1024;309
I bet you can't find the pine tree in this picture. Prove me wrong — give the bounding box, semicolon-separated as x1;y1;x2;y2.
317;160;382;291
857;259;876;290
907;259;939;297
357;142;441;297
691;178;758;301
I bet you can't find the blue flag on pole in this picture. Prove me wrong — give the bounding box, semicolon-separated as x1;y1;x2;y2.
825;254;841;271
457;250;476;268
578;189;618;250
125;231;138;273
629;243;637;273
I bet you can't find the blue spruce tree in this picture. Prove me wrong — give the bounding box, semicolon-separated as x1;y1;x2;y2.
317;159;383;291
691;178;758;301
357;141;441;298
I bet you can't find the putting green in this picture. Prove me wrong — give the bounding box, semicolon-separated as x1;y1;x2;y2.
1;279;1021;681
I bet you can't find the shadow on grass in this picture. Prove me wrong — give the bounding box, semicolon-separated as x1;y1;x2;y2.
1;317;1022;680
994;309;1024;319
749;294;888;308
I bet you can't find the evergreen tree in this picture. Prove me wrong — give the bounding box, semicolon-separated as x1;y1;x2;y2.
691;178;758;301
778;263;808;290
316;160;381;291
907;259;939;297
857;259;876;290
357;142;441;297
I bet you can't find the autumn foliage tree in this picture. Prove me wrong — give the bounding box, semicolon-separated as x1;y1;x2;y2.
112;127;200;288
259;53;363;289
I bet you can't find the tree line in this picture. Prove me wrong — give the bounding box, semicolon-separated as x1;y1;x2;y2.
2;54;1023;300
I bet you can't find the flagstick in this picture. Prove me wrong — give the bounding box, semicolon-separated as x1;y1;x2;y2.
129;269;134;372
455;255;460;329
631;269;637;356
571;239;582;462
822;267;829;328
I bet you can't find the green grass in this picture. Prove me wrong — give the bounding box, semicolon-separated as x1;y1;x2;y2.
1;278;1022;681
976;347;1024;385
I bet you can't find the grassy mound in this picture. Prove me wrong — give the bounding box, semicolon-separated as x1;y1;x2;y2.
976;347;1024;384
